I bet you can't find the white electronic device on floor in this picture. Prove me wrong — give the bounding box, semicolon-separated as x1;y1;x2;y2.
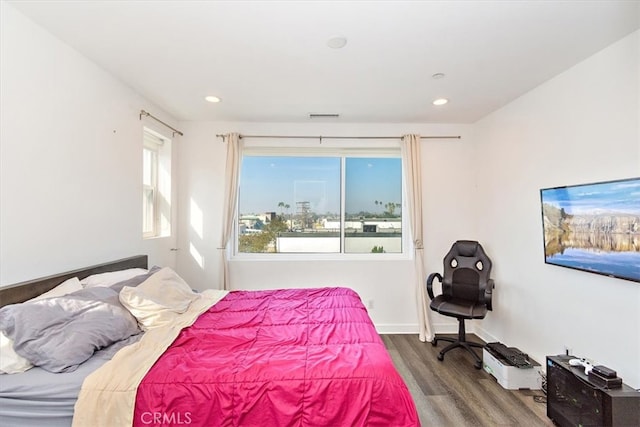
482;348;542;390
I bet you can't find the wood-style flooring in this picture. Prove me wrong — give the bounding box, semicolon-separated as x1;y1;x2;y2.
382;334;553;427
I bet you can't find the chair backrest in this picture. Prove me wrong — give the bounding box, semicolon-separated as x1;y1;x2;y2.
441;240;492;303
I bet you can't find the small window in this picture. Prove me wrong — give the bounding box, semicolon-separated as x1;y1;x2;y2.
142;128;171;238
236;145;404;256
142;145;158;236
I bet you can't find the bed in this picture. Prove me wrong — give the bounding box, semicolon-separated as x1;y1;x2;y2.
0;256;420;426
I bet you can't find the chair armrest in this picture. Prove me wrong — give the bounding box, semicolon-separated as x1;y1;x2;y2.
485;278;495;311
426;272;442;300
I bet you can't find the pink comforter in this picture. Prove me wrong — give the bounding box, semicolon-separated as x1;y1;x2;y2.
133;287;420;426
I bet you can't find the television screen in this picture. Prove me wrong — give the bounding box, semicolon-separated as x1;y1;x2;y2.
540;177;640;283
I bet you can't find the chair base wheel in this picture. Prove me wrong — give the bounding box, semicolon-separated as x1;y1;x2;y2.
431;333;484;368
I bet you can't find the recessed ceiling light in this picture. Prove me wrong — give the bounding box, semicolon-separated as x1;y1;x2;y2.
432;73;445;79
327;36;347;49
433;98;448;106
205;96;221;103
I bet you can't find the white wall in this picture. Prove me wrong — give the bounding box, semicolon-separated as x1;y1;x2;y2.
176;121;475;333
0;3;179;285
474;31;640;388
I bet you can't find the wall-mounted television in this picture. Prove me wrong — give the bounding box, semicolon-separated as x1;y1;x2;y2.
540;177;640;283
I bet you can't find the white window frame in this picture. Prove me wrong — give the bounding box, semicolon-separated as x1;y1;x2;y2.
143;145;158;238
142;127;171;239
233;139;412;261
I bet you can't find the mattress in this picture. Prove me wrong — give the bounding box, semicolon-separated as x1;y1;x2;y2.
0;334;141;427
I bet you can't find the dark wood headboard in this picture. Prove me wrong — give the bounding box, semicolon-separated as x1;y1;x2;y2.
0;255;148;307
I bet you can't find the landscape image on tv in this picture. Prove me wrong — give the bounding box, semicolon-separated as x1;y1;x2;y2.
540;177;640;283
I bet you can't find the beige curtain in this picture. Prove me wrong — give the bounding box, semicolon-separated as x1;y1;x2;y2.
401;134;433;342
219;133;241;290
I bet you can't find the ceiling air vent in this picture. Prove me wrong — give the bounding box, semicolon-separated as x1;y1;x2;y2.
309;113;340;119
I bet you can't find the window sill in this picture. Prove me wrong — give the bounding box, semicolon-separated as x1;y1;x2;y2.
231;252;413;262
142;233;171;241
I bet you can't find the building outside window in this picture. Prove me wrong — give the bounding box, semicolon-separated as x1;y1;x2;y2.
236;144;405;256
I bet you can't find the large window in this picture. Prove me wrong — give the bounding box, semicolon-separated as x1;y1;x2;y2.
237;146;404;256
142;128;172;238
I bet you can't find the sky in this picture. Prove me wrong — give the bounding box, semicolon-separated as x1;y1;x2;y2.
540;178;640;215
239;156;402;215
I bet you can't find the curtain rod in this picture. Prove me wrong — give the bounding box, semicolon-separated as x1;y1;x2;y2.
139;110;184;137
215;134;461;141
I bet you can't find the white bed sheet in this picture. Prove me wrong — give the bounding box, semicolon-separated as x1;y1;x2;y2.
0;333;142;427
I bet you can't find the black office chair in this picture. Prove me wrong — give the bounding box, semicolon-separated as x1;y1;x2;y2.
426;240;495;369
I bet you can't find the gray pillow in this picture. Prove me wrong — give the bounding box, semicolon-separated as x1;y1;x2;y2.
109;265;161;292
0;287;140;373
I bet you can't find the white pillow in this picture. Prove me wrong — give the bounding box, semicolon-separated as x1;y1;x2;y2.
119;267;198;331
0;331;32;374
81;268;148;288
28;277;83;301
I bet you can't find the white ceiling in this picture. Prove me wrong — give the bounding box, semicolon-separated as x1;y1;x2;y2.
9;0;640;123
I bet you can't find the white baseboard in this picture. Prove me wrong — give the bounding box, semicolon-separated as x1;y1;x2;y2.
375;324;419;334
375;321;460;336
473;324;499;344
375;322;496;342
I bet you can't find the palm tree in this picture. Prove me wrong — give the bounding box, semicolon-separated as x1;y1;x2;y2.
385;202;397;217
284;204;291;230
